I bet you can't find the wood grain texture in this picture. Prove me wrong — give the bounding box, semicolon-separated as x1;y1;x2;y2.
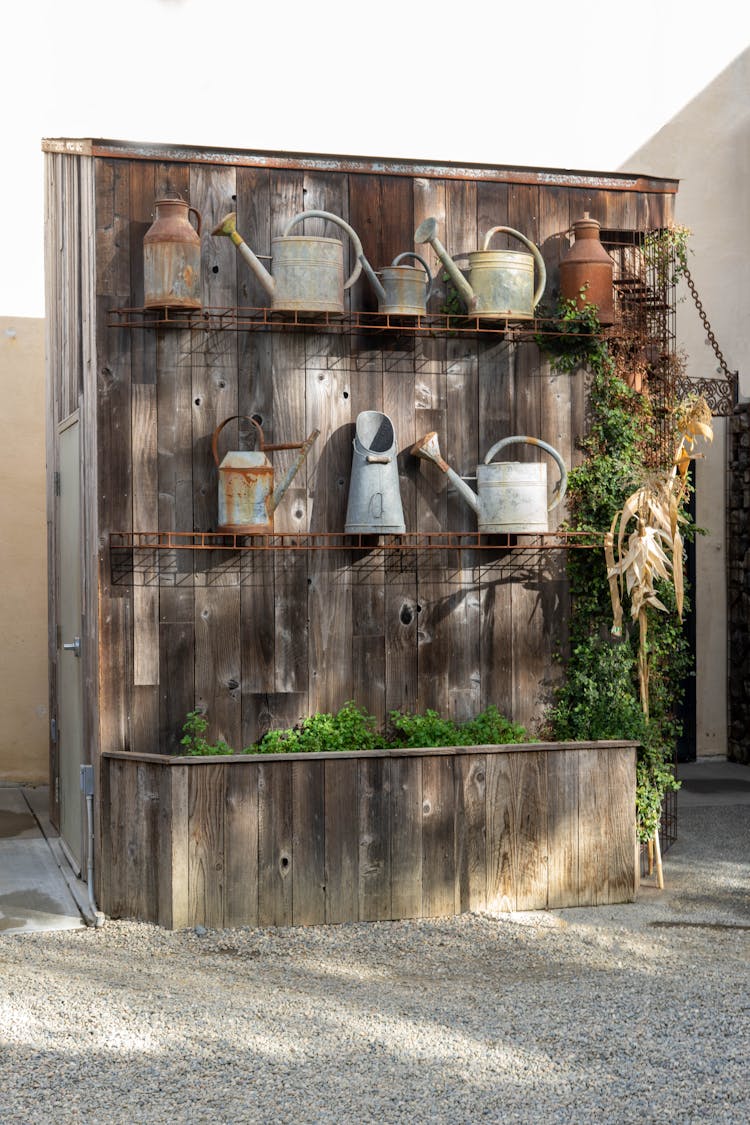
100;742;637;928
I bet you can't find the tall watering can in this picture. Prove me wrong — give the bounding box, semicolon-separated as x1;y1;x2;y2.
345;411;406;535
414;217;546;320
143;196;203;310
359;252;433;316
212;209;364;314
212;416;320;534
411;432;567;534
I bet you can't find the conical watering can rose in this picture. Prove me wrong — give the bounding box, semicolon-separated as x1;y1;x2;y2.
414;217;546;320
212;416;319;534
359;252;433;316
212;209;365;314
411;432;567;534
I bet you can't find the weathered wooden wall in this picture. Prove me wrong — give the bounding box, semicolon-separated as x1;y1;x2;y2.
44;141;675;766
100;741;638;929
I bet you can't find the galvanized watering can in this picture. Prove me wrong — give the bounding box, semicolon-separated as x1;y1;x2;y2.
414;217;546;320
359;252;433;316
345;411;406;534
212;209;365;314
212;416;320;534
411;432;567;533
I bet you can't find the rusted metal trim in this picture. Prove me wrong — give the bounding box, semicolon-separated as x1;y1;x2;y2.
110;529;603;551
42;137;679;194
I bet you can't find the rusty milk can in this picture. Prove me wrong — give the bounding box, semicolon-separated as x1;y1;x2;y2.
143;196;203;310
559;213;614;326
212;416;319;534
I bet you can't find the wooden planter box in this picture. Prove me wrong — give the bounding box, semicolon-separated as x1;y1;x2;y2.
100;740;637;930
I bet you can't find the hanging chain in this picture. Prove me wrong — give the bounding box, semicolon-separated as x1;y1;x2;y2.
682;262;738;391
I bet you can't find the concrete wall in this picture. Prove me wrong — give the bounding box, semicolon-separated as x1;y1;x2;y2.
623;47;750;757
0;316;48;783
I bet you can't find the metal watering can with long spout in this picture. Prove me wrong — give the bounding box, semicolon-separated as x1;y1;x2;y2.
212;209;364;314
212;416;320;534
414;217;546;320
359;251;433;316
411;432;567;534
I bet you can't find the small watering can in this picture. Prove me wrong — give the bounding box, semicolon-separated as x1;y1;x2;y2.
414;217;546;320
212;209;364;314
359;252;433;316
411;432;567;534
212;416;320;534
345;411;406;534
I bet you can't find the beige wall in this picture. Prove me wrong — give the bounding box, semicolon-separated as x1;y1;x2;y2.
623;48;750;756
0;316;48;783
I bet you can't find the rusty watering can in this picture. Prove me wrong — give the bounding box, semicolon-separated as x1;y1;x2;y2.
143;196;202;309
414;217;546;320
359;252;433;316
411;432;567;534
212;416;320;534
212;209;364;314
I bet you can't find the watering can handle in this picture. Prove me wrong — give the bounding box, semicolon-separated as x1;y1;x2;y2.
390;252;434;297
211;415;264;467
482;226;547;310
188;206;202;236
283;210;364;291
483;435;568;512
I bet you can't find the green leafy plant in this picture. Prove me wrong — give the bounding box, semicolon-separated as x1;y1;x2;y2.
540;292;700;847
180;710;233;757
389;704;528;748
253;701;387;755
535;292;608;374
179;701;529;758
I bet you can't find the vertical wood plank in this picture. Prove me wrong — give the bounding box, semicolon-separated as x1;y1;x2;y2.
486;752;515;911
389;755;423;919
514;751;548;910
325;758;359;923
421;754;457;918
258;759;293;926
95;155;132;756
454;753;487;913
358;757;392;921
158;764;189;930
546;749;579;909
188;764;226;928
607;746;638;903
190;163;241;749
236;167;277;712
578;748;609;906
224;761;260;928
291;759;326;926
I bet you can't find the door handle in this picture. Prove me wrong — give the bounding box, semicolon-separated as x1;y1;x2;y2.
63;636;81;657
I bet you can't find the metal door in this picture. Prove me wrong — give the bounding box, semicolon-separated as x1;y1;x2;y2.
57;415;84;872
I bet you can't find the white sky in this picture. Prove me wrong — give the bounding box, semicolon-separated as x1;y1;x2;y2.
4;0;749;318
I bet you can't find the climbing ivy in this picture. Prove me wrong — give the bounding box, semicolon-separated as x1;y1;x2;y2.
540;297;688;842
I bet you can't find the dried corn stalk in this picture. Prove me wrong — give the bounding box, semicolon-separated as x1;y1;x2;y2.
606;395;713;718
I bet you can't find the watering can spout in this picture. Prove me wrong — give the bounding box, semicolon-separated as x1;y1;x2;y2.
270;429;320;512
414;217;475;311
358;254;387;305
411;431;481;516
212;212;275;298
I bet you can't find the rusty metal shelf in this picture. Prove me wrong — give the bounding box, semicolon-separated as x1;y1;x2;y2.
105;305;621;342
110;529;603;552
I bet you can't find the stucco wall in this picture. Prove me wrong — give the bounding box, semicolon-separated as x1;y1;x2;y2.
622;48;750;757
0;316;48;783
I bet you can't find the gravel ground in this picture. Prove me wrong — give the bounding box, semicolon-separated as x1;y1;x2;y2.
1;803;748;1125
